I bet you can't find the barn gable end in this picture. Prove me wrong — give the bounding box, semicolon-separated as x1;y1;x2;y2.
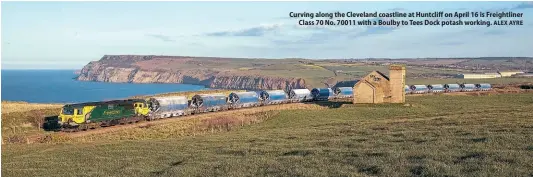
353;71;391;104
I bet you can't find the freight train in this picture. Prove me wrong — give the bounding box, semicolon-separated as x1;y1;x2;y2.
44;83;491;132
405;83;492;94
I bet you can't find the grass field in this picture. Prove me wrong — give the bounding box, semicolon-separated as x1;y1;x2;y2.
1;101;63;138
2;93;533;176
1;101;63;114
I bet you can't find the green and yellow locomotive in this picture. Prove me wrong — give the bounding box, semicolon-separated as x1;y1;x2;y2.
49;99;150;131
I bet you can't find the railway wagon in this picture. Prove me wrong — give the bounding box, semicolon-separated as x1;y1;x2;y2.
444;84;462;92
311;88;335;100
148;96;189;119
288;89;313;102
476;83;492;91
259;90;288;105
409;85;429;94
56;99;150;129
190;94;229;113
334;87;354;98
461;84;476;92
228;91;260;108
405;85;411;94
427;84;445;93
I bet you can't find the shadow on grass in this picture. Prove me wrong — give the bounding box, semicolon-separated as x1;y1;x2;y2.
303;101;352;108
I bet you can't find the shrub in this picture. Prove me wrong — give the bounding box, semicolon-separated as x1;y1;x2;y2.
26;110;46;130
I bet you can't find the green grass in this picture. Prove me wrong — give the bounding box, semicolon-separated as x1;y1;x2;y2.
2;93;533;176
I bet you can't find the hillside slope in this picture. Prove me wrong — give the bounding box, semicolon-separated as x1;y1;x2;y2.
76;55;312;90
76;55;533;90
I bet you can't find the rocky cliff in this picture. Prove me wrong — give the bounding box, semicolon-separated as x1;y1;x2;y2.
76;55;308;90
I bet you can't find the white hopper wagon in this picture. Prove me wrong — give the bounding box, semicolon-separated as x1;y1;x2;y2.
148;96;189;119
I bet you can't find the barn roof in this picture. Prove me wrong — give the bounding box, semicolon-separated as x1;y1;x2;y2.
333;80;359;88
374;71;390;80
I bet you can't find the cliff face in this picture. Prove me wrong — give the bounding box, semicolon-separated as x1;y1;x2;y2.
76;55;308;90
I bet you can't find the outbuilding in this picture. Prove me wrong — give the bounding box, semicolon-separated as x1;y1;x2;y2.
352;65;406;104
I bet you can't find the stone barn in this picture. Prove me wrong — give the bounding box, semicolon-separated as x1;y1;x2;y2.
353;65;406;104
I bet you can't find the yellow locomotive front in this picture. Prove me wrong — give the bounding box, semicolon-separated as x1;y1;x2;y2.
48;99;151;130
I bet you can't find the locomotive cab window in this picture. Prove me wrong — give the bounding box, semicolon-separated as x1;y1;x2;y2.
62;107;74;115
75;108;83;115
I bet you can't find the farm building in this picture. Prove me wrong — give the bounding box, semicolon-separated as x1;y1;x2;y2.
458;73;501;79
513;73;533;78
498;71;524;77
353;65;405;104
484;73;502;77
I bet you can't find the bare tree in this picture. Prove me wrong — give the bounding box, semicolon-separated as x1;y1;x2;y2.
26;110;45;131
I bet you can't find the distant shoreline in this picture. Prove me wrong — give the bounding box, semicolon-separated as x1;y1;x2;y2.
2;70;207;103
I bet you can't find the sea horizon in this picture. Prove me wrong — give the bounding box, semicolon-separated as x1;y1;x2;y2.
1;69;208;104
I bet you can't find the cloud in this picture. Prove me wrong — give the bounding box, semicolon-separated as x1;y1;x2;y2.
145;34;175;42
388;8;407;11
270;28;336;46
352;25;397;39
205;23;283;37
484;30;507;36
482;2;533;12
511;2;533;10
438;41;465;46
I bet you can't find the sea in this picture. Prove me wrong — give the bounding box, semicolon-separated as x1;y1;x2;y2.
1;70;208;103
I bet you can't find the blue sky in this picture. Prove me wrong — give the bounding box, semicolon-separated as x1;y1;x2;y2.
1;1;532;69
